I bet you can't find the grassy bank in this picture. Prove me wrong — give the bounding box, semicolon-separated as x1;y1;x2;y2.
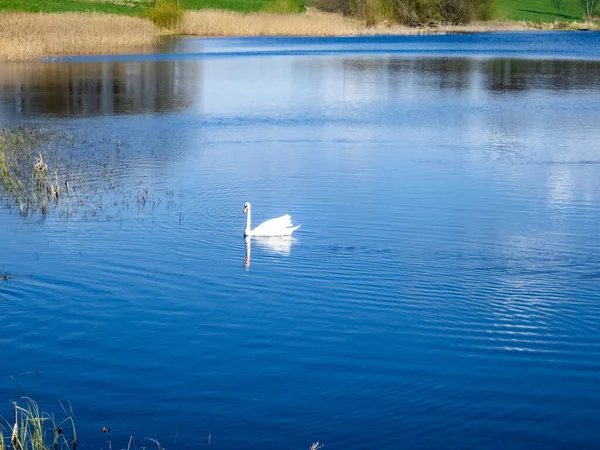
0;0;598;61
181;7;599;37
1;9;598;61
0;12;158;61
0;0;597;22
1;0;596;20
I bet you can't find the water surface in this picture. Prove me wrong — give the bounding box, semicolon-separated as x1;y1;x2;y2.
1;33;600;449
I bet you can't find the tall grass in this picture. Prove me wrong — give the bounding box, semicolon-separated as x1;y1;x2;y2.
0;12;158;61
0;127;64;215
181;8;533;35
0;126;179;218
5;398;77;450
181;8;363;35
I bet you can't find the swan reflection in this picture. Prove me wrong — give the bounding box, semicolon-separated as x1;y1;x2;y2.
244;236;295;268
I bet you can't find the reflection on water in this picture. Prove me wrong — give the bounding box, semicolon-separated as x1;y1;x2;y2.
1;56;599;120
0;60;201;117
485;59;600;92
244;236;296;268
344;57;600;92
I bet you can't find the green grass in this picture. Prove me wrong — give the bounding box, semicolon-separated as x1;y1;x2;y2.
0;0;303;15
0;0;151;15
495;0;589;22
180;0;306;13
0;0;591;21
145;1;182;27
180;0;270;12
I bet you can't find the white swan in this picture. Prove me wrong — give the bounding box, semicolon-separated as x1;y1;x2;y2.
243;202;300;237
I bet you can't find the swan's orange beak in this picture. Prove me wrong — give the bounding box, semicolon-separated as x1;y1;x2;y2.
243;205;248;214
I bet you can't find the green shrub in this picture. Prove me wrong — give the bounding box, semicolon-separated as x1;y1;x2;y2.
310;0;352;14
349;0;396;26
476;0;496;20
415;0;443;25
146;1;183;29
310;0;495;25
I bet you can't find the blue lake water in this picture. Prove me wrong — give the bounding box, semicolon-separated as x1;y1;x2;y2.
1;32;600;449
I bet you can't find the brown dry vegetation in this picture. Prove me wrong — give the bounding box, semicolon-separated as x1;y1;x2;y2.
0;12;158;61
180;9;364;36
181;9;540;36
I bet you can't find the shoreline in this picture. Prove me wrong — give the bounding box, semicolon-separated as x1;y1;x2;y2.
0;10;598;62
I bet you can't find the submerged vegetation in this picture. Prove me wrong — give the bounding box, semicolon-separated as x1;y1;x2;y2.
0;128;63;215
0;126;168;219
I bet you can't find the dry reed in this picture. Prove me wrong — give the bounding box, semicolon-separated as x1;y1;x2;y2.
180;9;555;37
540;19;600;30
0;127;64;214
0;12;158;61
360;19;534;34
181;9;364;36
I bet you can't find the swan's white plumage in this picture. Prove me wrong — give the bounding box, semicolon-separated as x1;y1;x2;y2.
244;204;300;237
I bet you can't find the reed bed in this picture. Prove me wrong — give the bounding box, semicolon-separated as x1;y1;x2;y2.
181;9;546;36
359;18;534;34
0;10;596;61
0;126;176;218
181;9;364;36
0;127;64;214
0;12;158;61
540;19;600;30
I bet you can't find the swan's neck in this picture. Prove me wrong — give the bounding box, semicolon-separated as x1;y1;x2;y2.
244;208;252;236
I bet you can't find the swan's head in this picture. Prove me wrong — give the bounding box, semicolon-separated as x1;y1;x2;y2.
243;202;250;214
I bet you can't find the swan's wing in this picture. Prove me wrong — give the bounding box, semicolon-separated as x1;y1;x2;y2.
257;214;292;229
280;224;301;236
252;214;293;235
